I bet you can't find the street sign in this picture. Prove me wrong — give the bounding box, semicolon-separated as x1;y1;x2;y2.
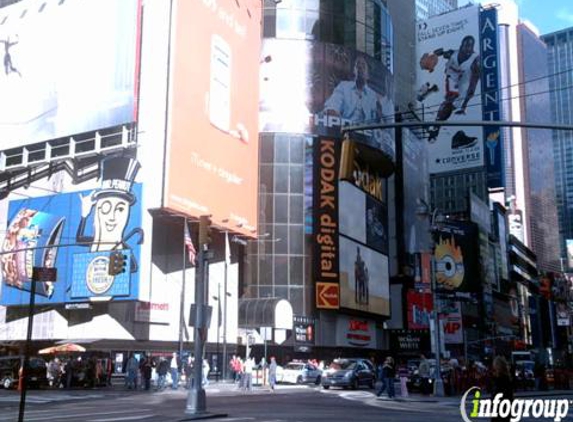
316;282;339;309
32;267;57;282
64;303;92;310
189;304;212;329
260;326;272;341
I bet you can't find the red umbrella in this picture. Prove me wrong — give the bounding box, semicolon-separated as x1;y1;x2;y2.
39;343;86;355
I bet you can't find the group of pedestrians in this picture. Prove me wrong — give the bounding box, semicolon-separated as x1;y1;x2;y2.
229;355;256;391
46;356;112;389
123;352;211;391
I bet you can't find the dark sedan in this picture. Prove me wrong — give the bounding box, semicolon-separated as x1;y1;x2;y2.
321;358;376;390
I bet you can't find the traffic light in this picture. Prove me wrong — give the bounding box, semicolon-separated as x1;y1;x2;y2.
108;251;127;276
198;215;212;247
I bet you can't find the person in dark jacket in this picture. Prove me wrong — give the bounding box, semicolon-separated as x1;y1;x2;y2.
375;357;395;398
139;356;152;391
491;356;514;422
156;358;169;391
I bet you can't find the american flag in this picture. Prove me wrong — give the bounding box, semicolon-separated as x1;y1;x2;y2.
184;221;197;265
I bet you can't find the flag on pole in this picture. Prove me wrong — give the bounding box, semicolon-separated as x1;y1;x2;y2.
184;220;197;265
225;231;231;266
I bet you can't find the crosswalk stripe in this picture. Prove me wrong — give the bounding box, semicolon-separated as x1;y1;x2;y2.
0;409;153;422
87;415;156;422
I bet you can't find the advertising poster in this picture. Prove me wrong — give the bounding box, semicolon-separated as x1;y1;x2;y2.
389;330;431;354
402;128;430;255
313;137;340;307
0;0;139;150
567;239;573;269
339;182;388;255
441;301;463;344
480;7;504;189
493;204;509;281
556;303;570;327
407;290;433;330
1;156;143;305
335;316;376;349
432;220;480;293
166;0;261;236
293;315;315;348
493;296;520;336
338;236;389;316
416;5;484;173
260;39;395;157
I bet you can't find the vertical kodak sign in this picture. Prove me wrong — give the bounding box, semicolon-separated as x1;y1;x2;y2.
313;138;340;309
480;7;504;189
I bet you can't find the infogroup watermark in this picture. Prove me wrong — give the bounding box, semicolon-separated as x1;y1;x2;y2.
460;387;571;422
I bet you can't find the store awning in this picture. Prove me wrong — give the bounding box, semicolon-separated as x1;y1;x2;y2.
238;298;293;330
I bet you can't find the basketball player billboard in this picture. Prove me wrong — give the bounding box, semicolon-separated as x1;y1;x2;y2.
0;0;139;150
416;5;500;175
432;220;480;293
260;39;395;158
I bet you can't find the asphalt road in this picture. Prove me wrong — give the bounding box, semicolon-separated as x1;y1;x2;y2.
0;385;571;422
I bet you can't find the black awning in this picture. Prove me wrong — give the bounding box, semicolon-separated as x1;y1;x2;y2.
238;297;293;329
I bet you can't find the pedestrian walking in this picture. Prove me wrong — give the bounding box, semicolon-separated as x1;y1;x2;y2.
170;352;180;390
156;358;168;391
230;355;240;383
184;356;194;389
140;356;152;391
237;357;245;389
268;357;278;391
418;354;431;395
64;358;73;389
202;359;210;386
125;354;139;390
243;357;254;391
375;357;395;398
491;356;514;422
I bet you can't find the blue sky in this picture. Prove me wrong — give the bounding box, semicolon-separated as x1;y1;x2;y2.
461;0;573;35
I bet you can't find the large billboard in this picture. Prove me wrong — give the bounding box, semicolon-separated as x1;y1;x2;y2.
260;39;395;158
402;128;430;254
433;220;480;293
1;156;143;305
165;0;261;236
480;7;504;188
416;5;485;173
339;236;390;316
313;138;340;309
339;182;388;255
0;0;139;150
407;290;433;330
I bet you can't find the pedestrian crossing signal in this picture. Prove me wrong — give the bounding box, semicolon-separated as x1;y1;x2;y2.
198;215;212;247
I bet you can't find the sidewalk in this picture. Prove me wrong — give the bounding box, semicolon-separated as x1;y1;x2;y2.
373;389;573;403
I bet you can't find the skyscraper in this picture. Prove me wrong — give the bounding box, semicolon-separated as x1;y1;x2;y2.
416;0;458;20
517;22;561;272
541;28;573;265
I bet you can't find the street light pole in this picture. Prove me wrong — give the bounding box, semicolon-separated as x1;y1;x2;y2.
429;237;445;397
418;203;444;397
222;232;229;381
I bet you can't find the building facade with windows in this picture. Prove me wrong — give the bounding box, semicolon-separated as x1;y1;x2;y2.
541;28;573;266
251;0;396;358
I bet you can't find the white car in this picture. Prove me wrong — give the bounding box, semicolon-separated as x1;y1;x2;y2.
281;362;322;385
